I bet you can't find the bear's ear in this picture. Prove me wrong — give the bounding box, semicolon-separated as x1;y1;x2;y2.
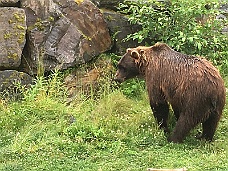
126;48;140;59
130;50;140;59
140;49;145;56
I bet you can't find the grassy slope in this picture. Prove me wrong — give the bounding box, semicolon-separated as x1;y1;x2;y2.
0;73;227;171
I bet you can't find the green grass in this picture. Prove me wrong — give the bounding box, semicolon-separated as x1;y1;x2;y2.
0;69;227;171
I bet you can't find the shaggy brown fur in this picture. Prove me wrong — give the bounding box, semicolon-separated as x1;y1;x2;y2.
115;43;226;143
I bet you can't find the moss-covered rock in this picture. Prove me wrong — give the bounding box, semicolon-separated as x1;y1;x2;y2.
0;0;20;7
20;0;112;75
0;70;33;98
0;7;26;70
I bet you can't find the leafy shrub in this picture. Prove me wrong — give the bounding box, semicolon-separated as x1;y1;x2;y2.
120;0;227;70
120;79;145;98
23;72;67;102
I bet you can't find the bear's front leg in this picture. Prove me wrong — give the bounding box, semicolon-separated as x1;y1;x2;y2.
150;101;170;133
168;114;198;143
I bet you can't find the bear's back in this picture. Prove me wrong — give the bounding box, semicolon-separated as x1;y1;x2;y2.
146;43;225;111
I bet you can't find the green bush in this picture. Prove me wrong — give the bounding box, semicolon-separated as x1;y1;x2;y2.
120;0;227;70
120;79;146;98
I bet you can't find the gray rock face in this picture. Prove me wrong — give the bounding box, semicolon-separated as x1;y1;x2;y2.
220;3;228;16
103;10;143;55
91;0;124;10
0;7;26;69
0;70;33;98
0;0;19;7
219;3;228;35
0;0;113;96
21;0;57;19
20;0;112;75
91;0;146;55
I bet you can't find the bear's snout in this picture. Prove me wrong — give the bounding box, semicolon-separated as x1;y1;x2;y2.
113;71;125;83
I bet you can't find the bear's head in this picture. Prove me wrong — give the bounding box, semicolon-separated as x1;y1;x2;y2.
114;46;150;83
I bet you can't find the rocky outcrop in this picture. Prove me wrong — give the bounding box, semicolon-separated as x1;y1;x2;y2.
20;0;112;75
219;3;228;35
91;0;123;10
0;0;20;7
92;0;145;55
0;7;26;70
0;0;141;78
103;10;142;55
0;0;112;96
0;70;33;98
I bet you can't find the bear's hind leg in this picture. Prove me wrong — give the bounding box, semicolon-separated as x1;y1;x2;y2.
199;111;221;141
168;114;198;143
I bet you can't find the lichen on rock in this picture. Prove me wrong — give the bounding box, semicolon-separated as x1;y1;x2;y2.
0;7;27;70
21;0;112;75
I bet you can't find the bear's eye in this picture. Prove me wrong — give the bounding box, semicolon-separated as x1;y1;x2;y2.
118;65;126;71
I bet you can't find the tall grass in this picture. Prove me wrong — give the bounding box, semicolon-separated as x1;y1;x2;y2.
0;57;227;170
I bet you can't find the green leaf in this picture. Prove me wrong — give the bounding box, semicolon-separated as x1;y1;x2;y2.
188;37;194;42
197;42;202;50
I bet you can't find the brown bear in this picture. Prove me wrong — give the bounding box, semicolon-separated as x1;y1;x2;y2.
114;42;226;143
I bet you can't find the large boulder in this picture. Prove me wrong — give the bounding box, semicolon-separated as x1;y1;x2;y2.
219;3;228;35
0;70;33;98
220;3;228;17
91;0;146;55
20;0;112;75
91;0;123;10
0;0;20;6
0;7;26;70
103;10;143;55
